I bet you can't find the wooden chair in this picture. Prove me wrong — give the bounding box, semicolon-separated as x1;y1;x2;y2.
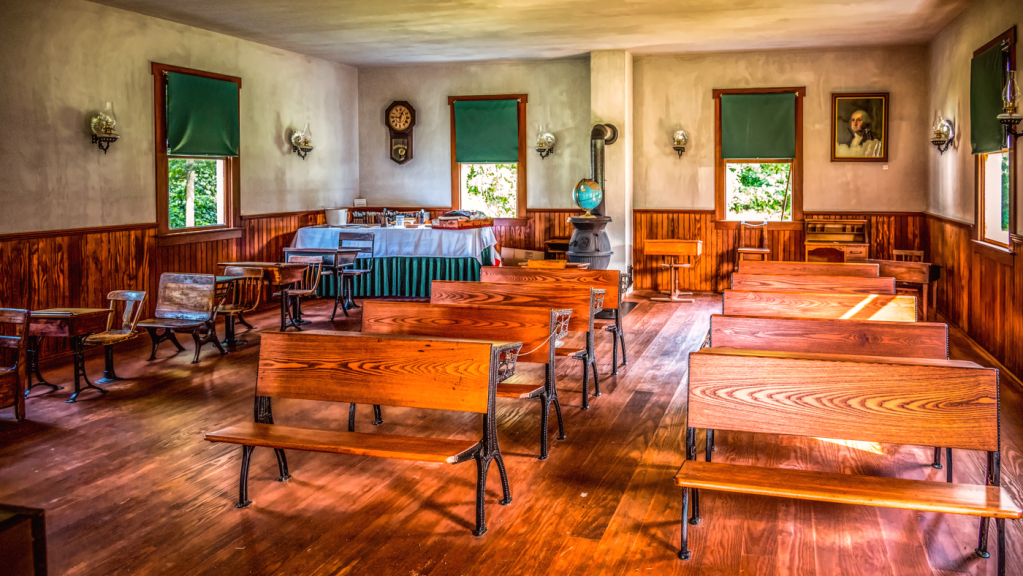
215;267;263;345
893;249;925;262
730;273;896;295
276;255;324;330
735;221;770;270
643;239;702;303
204;331;520;536
362;301;573;459
137;274;226;364
0;309;30;421
722;290;918;322
0;503;47;575
677;348;1020;575
737;260;880;277
431;280;607;410
481;266;630;375
82;291;147;384
332;232;375;321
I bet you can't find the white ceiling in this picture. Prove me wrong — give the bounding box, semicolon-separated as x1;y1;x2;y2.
89;0;974;66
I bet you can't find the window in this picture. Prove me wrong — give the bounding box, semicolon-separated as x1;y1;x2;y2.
979;151;1011;246
152;63;242;245
449;95;527;219
971;28;1016;249
713;88;804;228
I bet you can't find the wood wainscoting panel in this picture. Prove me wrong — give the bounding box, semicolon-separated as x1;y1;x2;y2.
631;211;924;292
0;210;326;365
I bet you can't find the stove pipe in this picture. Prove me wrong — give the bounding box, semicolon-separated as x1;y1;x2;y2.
589;124;618;217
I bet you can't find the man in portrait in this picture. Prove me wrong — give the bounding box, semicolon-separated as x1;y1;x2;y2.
835;109;883;157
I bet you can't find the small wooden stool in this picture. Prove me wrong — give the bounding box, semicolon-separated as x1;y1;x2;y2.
645;240;703;302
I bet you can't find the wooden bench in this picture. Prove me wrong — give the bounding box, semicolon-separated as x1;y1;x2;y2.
738;260;880;277
708;313;954;473
137;273;226;364
430;280;607;409
205;331;522;536
481;266;631;375
677;348;1020;574
722;290;918;322
362;301;572;459
731;273;896;295
0;309;30;421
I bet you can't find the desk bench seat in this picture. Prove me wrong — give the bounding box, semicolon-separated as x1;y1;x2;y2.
206;422;480;464
675;460;1022;519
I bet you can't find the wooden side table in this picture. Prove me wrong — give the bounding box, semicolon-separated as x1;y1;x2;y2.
26;308;111;402
645;240;703;302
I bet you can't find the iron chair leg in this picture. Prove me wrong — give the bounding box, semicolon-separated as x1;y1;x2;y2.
946;448;953;483
579;355;590;410
997;517;1006;576
932;447;942;469
977;517;991;558
348;403;356;432
472;454;491;536
553;397;566;440
679;487;692;560
95;344;122;384
373;405;383;425
591;360;601;396
611;328;619;376
539;395;551;460
494;453;512;505
330;274;345;321
237;445;255;508
236;312;254;330
273;449;291;482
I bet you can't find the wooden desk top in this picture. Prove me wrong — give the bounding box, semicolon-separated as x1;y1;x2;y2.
30;308;111;338
218;262;306;286
644;239;703;257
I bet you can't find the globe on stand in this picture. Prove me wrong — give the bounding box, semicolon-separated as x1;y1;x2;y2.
572;179;603;218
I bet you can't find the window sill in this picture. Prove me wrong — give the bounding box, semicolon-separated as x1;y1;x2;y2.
157;227;243;247
970;239;1015;267
714;220;803;231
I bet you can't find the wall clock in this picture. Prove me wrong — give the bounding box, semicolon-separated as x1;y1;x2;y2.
386;101;416;165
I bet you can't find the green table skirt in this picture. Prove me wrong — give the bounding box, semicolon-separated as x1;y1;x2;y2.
318;246;493;299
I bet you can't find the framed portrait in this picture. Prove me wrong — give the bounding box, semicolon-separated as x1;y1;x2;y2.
831;92;889;162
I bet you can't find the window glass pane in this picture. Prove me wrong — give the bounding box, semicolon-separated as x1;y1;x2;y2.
168;157;226;229
982;152;1010;245
460;163;517;218
725;162;793;221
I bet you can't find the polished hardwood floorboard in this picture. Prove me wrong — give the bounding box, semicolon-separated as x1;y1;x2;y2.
1;292;1021;575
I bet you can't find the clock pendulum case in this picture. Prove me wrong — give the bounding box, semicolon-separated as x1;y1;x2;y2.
386;101;416;165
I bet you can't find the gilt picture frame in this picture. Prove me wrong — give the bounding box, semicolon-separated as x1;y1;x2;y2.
831;92;889;162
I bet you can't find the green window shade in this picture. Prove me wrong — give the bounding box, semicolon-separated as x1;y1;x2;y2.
167;72;240;157
454;99;519;163
970;44;1006;155
721;93;796;160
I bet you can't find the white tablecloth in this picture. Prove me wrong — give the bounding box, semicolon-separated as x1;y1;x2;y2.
291;226;497;263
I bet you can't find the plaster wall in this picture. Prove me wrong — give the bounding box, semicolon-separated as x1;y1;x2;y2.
633;47;930;211
927;0;1023;223
0;0;359;234
357;59;591;208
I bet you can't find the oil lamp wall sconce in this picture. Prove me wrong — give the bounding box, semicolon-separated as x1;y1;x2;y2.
930;113;956;155
535;126;555;160
90;101;120;154
291;122;314;160
998;70;1022;146
672;126;689;158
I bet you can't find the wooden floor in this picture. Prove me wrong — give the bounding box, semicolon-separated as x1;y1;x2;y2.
1;292;1022;575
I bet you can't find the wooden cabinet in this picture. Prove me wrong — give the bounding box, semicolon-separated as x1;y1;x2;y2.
805;219;869;262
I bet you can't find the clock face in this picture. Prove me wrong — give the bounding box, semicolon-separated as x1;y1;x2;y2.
388;106;412;131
